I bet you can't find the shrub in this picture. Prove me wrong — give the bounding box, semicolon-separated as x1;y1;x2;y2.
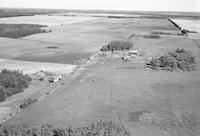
143;34;161;39
0;121;130;136
151;31;183;36
0;24;50;38
0;69;31;102
46;46;59;49
100;40;133;51
147;48;196;71
39;77;44;81
19;98;37;109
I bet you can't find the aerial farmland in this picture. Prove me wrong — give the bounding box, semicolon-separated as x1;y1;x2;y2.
0;8;200;136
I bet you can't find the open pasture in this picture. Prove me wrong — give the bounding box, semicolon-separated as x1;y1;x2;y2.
172;19;200;33
1;12;200;136
0;16;179;64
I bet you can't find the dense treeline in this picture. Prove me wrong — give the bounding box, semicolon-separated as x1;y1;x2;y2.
0;9;54;18
100;40;133;51
147;48;196;71
0;121;130;136
0;69;31;102
0;12;39;18
0;24;49;38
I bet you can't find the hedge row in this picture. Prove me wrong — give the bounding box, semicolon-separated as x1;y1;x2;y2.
0;121;130;136
0;24;49;38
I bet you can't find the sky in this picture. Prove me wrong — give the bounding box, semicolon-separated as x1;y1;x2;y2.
0;0;199;12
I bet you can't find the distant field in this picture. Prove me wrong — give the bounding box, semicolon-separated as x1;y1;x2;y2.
0;15;99;26
1;9;200;135
1;8;200;19
0;59;77;75
172;19;200;33
0;8;55;18
0;17;179;64
0;11;43;18
0;24;48;38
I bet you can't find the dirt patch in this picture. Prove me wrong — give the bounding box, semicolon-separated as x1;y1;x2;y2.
128;110;151;122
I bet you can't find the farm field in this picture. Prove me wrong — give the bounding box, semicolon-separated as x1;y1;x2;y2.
0;15;98;26
0;16;178;64
172;19;200;33
0;59;77;74
0;12;200;136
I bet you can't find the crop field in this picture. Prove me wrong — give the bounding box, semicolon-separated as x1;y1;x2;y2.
0;15;99;26
0;16;179;64
0;11;200;136
0;59;77;75
172;19;200;33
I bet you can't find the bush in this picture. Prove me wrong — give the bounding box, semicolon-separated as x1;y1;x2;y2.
147;48;196;71
0;121;130;136
143;34;161;39
46;46;59;49
19;98;37;109
0;69;31;102
100;40;133;51
151;31;183;36
0;24;50;38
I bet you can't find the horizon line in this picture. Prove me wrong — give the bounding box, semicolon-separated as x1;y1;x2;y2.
0;6;199;13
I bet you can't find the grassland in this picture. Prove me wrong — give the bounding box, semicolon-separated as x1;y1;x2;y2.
172;19;200;33
0;17;178;64
0;15;99;26
0;59;77;75
0;10;200;136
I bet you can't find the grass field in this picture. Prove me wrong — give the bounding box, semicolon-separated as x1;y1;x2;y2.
0;15;99;26
0;11;200;136
0;59;77;75
0;17;179;64
172;19;200;33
